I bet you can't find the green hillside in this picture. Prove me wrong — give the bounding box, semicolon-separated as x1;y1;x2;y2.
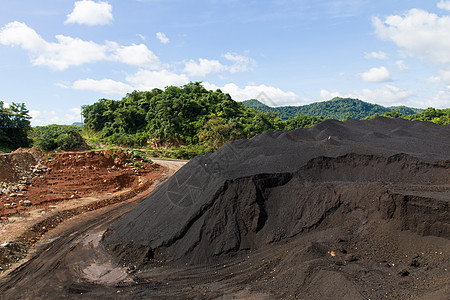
242;97;423;120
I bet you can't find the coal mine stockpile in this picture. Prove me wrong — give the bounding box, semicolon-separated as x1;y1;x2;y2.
103;117;450;299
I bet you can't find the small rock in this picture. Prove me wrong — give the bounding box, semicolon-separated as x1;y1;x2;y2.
345;254;358;262
399;270;410;276
410;259;420;268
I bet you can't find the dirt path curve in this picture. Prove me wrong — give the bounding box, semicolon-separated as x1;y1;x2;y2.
0;159;187;298
151;158;188;178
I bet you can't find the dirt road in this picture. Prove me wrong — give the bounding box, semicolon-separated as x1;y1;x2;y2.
0;159;188;299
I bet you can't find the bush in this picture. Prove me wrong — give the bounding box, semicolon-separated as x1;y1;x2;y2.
34;131;57;151
56;133;79;150
31;125;85;151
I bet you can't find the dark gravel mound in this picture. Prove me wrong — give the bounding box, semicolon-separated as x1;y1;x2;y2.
102;117;449;297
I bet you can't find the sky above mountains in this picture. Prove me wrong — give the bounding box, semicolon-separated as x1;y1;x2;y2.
1;0;450;125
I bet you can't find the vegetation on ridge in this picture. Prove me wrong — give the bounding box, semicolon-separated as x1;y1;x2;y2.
2;83;449;157
242;97;422;120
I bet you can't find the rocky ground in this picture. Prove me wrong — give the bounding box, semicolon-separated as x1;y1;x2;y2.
0;149;162;272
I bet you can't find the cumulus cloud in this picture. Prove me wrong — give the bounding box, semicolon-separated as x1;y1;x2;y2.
319;85;413;107
156;32;169;44
319;89;343;100
65;0;113;26
68;69;190;95
395;60;409;71
203;82;299;105
29;108;82;126
373;8;450;64
429;88;450;108
126;69;190;90
364;51;387;60
72;78;133;95
223;52;256;73
107;42;159;69
0;22;159;70
427;69;450;84
359;66;391;82
437;0;450;11
183;58;226;77
184;53;256;77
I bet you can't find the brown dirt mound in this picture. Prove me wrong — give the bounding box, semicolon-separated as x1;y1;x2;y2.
0;150;160;217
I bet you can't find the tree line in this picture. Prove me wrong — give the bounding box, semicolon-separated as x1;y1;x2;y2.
242;97;422;120
81;82;324;151
2;83;449;155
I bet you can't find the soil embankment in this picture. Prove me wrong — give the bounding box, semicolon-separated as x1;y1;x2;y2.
0;149;162;271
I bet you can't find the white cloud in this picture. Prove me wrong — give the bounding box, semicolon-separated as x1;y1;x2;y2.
223;52;256;73
69;69;190;95
364;51;387;60
65;0;113;26
126;70;190;90
0;22;159;70
184;53;256;77
137;34;146;41
437;0;450;11
156;32;169;44
319;85;413;106
427;69;450;84
429;88;450;108
107;42;159;69
30;108;82;126
395;60;409;71
203;82;299;105
319;89;342;100
183;58;226;77
359;66;391;82
373;8;450;64
72;78;133;95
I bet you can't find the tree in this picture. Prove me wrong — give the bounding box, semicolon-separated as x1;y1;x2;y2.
0;101;31;151
197;114;238;150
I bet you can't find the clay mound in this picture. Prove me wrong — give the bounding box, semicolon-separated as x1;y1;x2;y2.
0;152;37;183
102;118;450;267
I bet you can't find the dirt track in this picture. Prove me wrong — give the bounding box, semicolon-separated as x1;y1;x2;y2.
0;158;187;299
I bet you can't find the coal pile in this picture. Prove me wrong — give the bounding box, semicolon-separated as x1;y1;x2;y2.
102;117;449;298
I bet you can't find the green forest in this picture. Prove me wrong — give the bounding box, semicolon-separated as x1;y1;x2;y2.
242;98;422;120
1;83;449;158
0;101;31;152
81;82;293;154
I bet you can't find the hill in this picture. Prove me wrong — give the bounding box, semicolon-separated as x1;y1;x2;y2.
242;97;422;120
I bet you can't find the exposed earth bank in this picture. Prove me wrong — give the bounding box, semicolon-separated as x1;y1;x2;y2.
0;149;163;271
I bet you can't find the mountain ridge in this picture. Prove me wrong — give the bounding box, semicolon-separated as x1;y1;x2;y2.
242;97;423;120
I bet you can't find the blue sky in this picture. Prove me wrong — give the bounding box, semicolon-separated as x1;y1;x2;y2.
1;0;450;125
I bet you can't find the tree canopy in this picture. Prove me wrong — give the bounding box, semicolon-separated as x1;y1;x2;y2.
364;107;450;124
0;102;31;151
242;98;422;120
82;82;298;149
